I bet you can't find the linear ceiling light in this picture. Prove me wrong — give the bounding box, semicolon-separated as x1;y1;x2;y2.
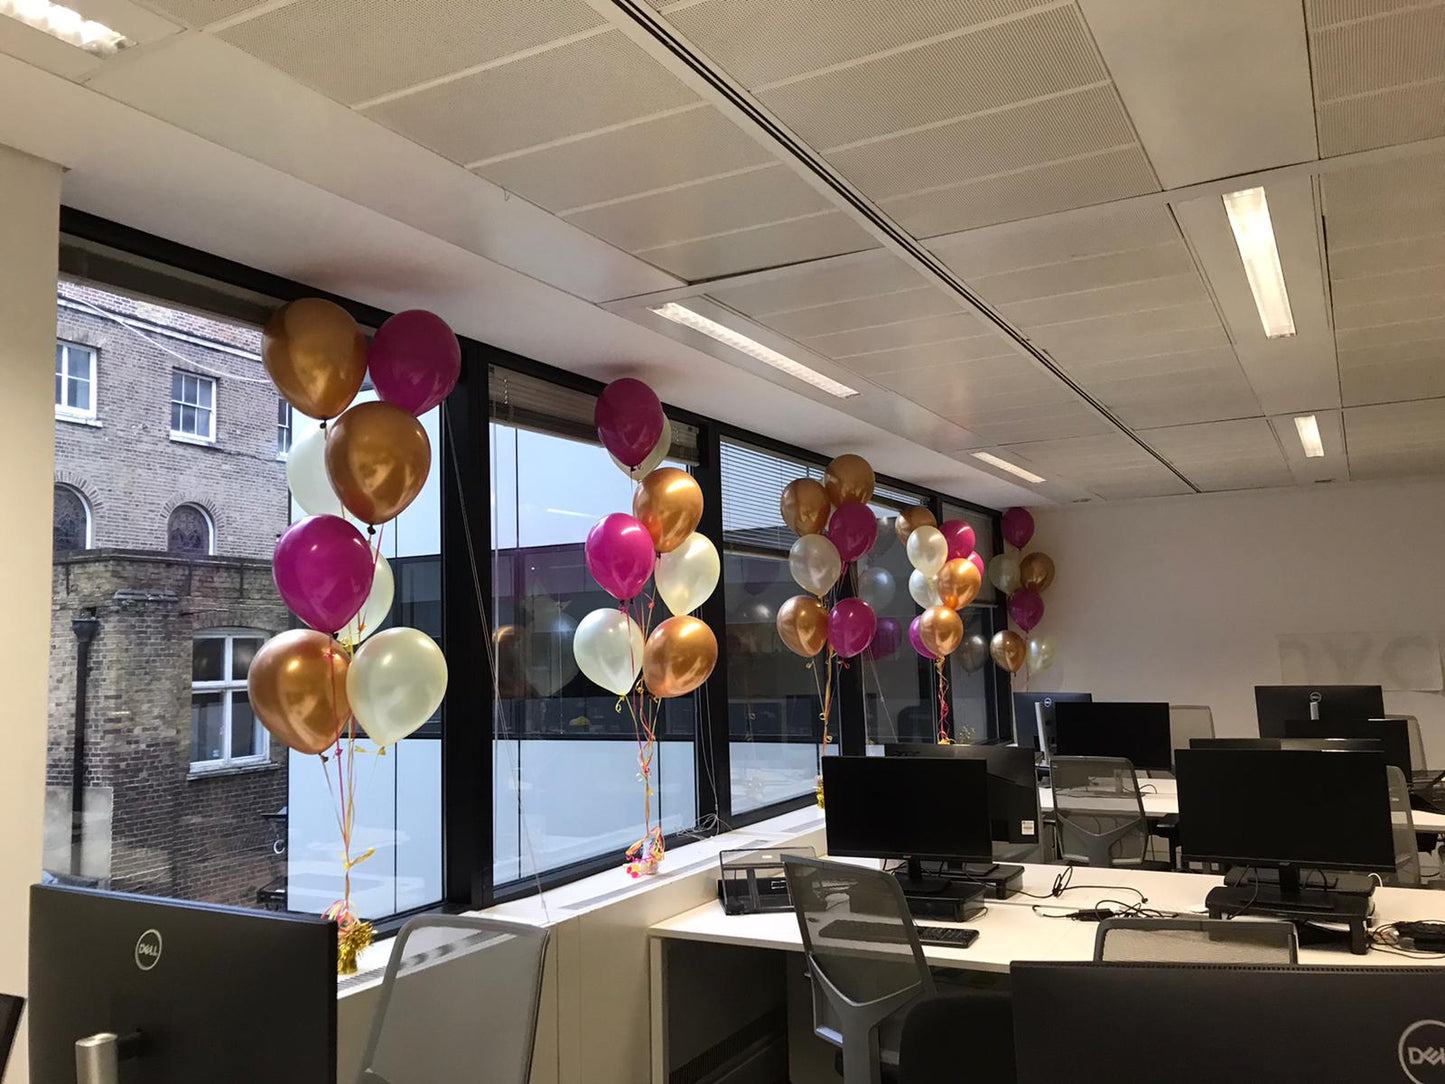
1;0;131;54
651;302;858;399
1293;414;1325;458
971;451;1045;484
1222;186;1295;339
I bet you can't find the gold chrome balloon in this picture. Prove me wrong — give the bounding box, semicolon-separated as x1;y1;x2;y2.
263;299;367;420
643;616;718;698
781;478;831;536
990;630;1027;673
325;400;431;525
1019;551;1056;592
918;605;963;657
632;467;703;554
247;629;350;755
894;505;936;546
776;595;829;658
823;454;875;507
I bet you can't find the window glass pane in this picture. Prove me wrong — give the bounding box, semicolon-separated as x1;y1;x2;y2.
942;502;997;740
168;505;210;555
230;693;257;758
231;638;262;680
52;485;88;552
490;415;697;884
69;372;90;412
196;378;213;408
720;440;825;814
861;501;938;748
171;370;184;401
192;637;225;682
191;692;226;763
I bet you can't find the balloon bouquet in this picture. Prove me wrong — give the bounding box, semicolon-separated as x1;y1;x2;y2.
572;379;721;878
986;507;1058;686
897;507;987;743
248;300;457;972
773;454;882;805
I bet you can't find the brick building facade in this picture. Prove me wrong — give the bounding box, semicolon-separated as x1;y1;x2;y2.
48;281;294;907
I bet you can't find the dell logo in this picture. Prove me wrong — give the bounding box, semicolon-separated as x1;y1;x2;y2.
1399;1020;1445;1082
134;929;163;972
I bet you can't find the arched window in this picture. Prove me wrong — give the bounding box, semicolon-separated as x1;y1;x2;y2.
53;484;92;552
168;503;214;556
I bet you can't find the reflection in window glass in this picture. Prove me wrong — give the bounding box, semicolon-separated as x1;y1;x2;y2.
721;441;825;814
491;421;697;884
943;502;997;742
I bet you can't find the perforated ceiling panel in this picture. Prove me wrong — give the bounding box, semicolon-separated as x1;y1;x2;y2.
1344;399;1445;480
1307;0;1445;155
218;0;606;106
141;0;267;27
706;253;927;316
993;432;1191;499
630;211;877;280
1140;418;1293;492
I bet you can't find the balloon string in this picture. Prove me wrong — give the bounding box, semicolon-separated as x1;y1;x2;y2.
936;657;952;744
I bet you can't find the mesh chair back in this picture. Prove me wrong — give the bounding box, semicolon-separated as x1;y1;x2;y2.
1094;918;1297;963
1051;756;1149;867
358;916;549;1084
1386;765;1422;887
1168;705;1215;761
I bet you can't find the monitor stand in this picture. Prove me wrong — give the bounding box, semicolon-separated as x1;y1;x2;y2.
893;857;951;896
1205;865;1371;955
1223;865;1373;896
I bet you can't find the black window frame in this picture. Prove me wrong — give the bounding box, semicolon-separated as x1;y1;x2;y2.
58;208;1006;921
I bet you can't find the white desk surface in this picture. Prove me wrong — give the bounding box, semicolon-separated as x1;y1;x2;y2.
650;861;1445;973
1037;778;1445;833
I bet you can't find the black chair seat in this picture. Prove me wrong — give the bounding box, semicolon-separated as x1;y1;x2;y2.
897;988;1016;1083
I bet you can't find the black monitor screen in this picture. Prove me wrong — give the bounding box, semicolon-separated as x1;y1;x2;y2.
822;755;993;863
1175;748;1395;873
1277;717;1411;775
1190;737;1383;754
1254;685;1384;730
884;744;1039;844
1012;692;1091;750
1052;702;1173;770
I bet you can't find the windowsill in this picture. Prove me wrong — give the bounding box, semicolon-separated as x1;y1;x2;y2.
55;413;101;428
169;432;218;448
187;760;278;781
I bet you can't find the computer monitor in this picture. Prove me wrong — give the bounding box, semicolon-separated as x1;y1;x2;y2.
1175;748;1395;899
884;743;1040;847
1012;962;1445;1084
1052;702;1173;771
1275;716;1412;775
1254;684;1384;730
1189;736;1384;754
1011;692;1091;752
29;885;336;1083
821;755;993;890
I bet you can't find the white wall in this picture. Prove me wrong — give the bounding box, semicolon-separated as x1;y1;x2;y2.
1032;479;1445;763
0;144;61;1084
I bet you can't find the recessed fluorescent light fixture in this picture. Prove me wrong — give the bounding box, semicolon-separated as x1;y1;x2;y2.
1222;186;1295;339
1;0;132;54
1293;414;1325;458
651;302;858;399
971;451;1045;484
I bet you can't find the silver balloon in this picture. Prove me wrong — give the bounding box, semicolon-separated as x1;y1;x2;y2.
908;569;942;609
958;633;988;673
857;566;896;610
988;553;1021;594
1026;634;1056;674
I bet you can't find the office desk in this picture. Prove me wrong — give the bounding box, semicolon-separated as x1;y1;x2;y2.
648;861;1445;1080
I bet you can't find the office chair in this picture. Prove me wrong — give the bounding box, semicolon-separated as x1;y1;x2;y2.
782;855;935;1084
1050;756;1170;870
357;916;550;1084
1386;715;1428;779
897;988;1016;1083
1167;705;1214;763
1386;765;1423;888
1094;918;1297;964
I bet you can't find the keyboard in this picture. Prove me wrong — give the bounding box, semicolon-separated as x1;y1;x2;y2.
820;919;978;948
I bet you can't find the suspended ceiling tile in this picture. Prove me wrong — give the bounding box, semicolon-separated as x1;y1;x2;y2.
806;311;998;358
707;253;926;316
948;405;1119;447
363;30;697;165
1334;292;1445;331
1344;399;1445;480
1268;409;1347;484
1309;2;1445;100
1335;316;1445;352
872;354;1064;401
997;274;1207;326
994;431;1192;497
145;0;268;26
654;0;1043;89
1328;234;1445;280
1138;418;1293;491
1338;340;1445;405
627;211;877;281
826;84;1140;202
1093;373;1266;431
472;105;775;214
956;243;1194;304
930;202;1179;277
1023;298;1222;337
1331;265;1445;309
756;6;1105;151
1321;151;1445;248
1318;78;1445;157
763;287;964;339
834;333;1020;374
1032;324;1232;365
562;165;831;252
219;0;606;106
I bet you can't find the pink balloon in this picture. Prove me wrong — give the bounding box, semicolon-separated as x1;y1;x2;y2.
829;598;877;659
585;513;656;601
826;501;878;563
1002;507;1035;550
868;616;902;661
967;551;985;579
1009;587;1045;633
595;379;664;469
908;615;937;660
940;519;976;561
272;514;375;633
368;310;461;416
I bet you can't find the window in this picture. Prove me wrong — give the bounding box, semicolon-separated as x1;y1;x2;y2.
168;503;214;556
942;502;1001;742
170;370;216;442
276;399;293;457
53;483;92;551
55;341;96;420
191;631;268;770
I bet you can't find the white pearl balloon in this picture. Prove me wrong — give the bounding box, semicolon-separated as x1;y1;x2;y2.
857;566;896;611
655;532;720;616
572;608;645;696
989;553;1022;594
908;569;942;609
343;552;393;645
286;419;345;517
906;525;948;576
789;534;842;596
1027;634;1057;674
348;628;448;747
